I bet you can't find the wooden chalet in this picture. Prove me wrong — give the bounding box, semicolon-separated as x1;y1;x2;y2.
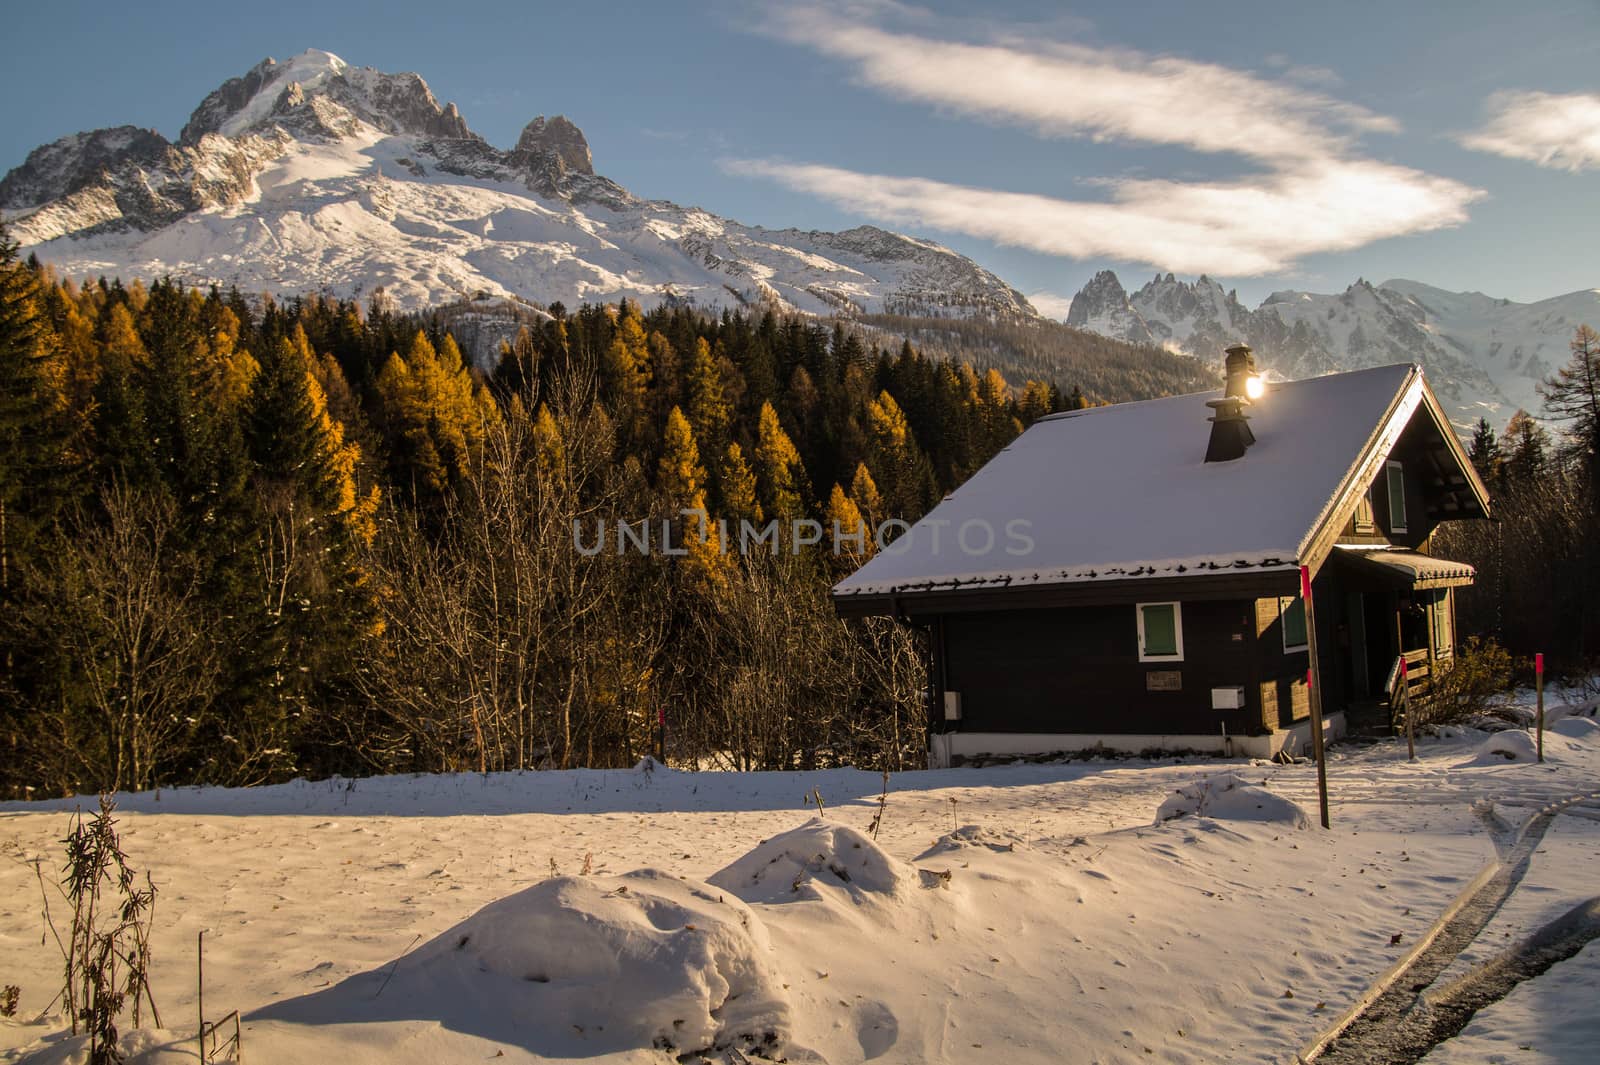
832;348;1491;765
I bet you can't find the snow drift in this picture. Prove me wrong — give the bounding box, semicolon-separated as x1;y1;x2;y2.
709;818;913;905
257;868;791;1059
1478;729;1540;762
1549;717;1599;741
1154;772;1310;828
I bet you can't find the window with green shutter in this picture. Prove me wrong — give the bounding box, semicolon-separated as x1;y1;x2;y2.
1137;602;1184;661
1387;461;1408;533
1279;595;1308;652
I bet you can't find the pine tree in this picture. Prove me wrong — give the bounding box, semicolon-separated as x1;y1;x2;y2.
754;401;805;523
686;336;731;454
1468;417;1503;486
0;222;68;601
658;406;726;587
248;336;325;488
1503;410;1550;485
658;406;707;508
532;402;566;483
849;462;883;526
825;482;871;565
867;390;935;519
375;349;448;499
1018;380;1053;425
601;307;649;444
1539;324;1600;499
718;442;762;527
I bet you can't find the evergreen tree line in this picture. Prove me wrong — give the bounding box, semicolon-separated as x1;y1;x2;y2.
0;221;1095;795
1437;324;1600;667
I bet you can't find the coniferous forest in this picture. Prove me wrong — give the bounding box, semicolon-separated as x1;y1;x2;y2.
0;217;1221;797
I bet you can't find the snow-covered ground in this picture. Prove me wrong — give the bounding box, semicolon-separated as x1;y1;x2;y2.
1;693;1596;1064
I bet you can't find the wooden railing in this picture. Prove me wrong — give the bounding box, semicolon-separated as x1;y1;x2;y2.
1384;649;1432;731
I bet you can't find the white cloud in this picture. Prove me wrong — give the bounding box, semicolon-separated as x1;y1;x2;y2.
724;158;1480;277
763;11;1393;164
1025;290;1076;321
1460;90;1600;172
731;6;1482;277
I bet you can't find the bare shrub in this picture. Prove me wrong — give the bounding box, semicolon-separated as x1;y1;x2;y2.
34;796;160;1064
1414;637;1518;727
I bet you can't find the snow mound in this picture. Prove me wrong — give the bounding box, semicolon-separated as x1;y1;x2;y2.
1155;773;1310;829
917;824;1029;858
1479;729;1539;761
709;818;911;904
1550;717;1600;741
406;869;790;1057
1549;697;1600;723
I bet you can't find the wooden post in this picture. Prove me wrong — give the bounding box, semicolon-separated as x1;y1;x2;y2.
1402;657;1415;761
197;930;206;1064
1301;566;1330;829
1536;652;1545;764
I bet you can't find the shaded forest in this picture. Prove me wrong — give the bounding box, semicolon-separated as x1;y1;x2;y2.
1439;326;1600;670
0;218;1216;797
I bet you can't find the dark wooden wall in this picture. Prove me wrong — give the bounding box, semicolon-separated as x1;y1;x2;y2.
938;599;1273;738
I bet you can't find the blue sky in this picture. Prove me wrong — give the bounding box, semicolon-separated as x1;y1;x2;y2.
2;0;1596;310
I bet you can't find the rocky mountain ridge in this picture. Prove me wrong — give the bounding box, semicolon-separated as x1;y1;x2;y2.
1066;269;1600;426
1;49;1033;322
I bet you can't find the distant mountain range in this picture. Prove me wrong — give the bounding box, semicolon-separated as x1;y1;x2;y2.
0;49;1032;321
1064;270;1600;427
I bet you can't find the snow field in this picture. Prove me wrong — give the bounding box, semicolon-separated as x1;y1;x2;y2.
2;709;1598;1064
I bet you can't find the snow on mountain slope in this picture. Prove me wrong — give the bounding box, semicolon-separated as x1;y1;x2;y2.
2;50;1034;321
1064;270;1600;430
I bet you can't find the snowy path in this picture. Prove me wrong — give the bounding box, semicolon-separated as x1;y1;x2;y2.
1;716;1596;1065
1304;791;1600;1064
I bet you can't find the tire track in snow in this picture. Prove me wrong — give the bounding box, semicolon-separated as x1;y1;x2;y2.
1297;790;1600;1065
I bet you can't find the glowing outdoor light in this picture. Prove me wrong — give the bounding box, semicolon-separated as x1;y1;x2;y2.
1245;375;1266;400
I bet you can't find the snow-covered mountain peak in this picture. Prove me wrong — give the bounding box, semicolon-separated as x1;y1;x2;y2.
179;51;474;148
213;51;351;138
4;50;1035;325
1065;270;1154;344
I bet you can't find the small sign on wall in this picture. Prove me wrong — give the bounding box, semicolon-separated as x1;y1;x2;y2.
1146;670;1182;692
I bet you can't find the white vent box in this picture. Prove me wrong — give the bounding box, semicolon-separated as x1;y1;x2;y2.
943;691;963;721
1211;686;1246;710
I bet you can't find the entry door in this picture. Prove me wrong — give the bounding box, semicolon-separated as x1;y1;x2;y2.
1346;592;1370;699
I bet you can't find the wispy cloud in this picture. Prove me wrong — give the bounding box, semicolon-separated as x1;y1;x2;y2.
729;5;1482;277
725;158;1478;276
764;14;1391;164
1460;90;1600;172
1026;291;1076;321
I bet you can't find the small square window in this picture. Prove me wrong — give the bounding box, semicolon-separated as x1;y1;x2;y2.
1137;602;1184;661
1279;595;1308;652
1386;461;1408;533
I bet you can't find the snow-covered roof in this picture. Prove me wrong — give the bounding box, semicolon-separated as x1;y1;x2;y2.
834;363;1421;600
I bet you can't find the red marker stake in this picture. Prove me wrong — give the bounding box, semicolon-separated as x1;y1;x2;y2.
1536;653;1545;764
1301;565;1330;829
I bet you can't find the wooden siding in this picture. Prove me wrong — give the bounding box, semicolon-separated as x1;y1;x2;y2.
936;599;1272;738
1254;597;1311;729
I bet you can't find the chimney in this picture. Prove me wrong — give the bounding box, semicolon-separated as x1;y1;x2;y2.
1205;343;1256;462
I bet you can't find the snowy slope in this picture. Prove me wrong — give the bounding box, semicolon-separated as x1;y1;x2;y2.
2;698;1598;1064
1;50;1034;321
1064;271;1600;429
